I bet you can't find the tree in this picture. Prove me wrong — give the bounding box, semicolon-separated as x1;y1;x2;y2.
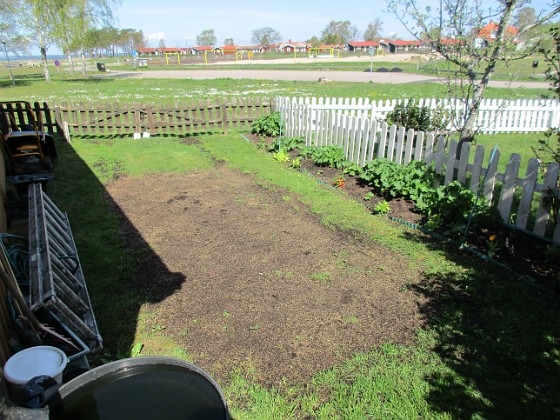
364;18;384;40
224;38;235;46
513;6;537;31
321;20;355;44
196;29;217;46
387;0;560;152
158;38;166;49
16;0;119;81
306;36;321;48
251;27;281;45
514;6;539;42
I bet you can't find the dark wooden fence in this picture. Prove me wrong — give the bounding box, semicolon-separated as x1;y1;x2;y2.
2;98;274;141
0;101;61;135
55;98;273;139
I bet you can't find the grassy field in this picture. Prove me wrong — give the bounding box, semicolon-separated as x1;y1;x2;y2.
1;52;549;81
48;133;560;418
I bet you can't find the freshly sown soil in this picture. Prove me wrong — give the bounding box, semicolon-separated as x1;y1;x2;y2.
106;166;426;387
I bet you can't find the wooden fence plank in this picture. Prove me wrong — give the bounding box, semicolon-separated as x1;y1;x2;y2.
534;162;560;236
498;154;521;222
515;158;540;229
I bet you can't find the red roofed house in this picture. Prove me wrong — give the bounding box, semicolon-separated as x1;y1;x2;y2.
136;47;157;56
475;21;519;48
386;39;423;53
347;41;380;53
191;46;214;54
276;41;310;53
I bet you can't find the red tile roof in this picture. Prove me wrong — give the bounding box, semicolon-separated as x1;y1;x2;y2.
478;21;519;40
388;40;422;47
348;41;380;47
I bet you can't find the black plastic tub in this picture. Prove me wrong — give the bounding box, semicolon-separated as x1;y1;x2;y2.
48;356;229;419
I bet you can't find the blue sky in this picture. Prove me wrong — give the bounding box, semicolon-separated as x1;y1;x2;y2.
114;0;557;48
115;0;406;47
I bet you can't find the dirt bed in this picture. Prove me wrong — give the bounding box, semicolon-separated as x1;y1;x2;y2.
106;166;425;387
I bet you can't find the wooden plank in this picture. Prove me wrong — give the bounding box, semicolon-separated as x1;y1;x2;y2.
386;124;397;161
377;121;388;160
394;126;406;164
433;137;446;175
515;158;539;229
456;142;471;184
483;149;500;203
444;140;458;186
534;162;560;236
470;145;485;193
403;128;415;165
498;153;521;223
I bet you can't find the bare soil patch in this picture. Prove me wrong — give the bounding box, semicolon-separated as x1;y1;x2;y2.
106;167;425;387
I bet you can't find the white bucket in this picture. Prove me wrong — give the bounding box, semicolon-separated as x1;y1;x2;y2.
3;346;68;391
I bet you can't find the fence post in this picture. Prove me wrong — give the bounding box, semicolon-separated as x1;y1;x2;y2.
222;100;228;135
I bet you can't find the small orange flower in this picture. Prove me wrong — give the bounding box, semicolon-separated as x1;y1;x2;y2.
489;234;497;241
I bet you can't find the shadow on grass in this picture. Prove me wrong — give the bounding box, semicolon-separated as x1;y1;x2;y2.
47;137;186;360
401;230;560;418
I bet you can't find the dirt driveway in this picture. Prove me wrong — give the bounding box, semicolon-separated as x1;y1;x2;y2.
106;161;425;387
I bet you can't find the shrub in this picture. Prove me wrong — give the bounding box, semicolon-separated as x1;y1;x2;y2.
359;159;440;200
251;112;282;137
301;146;348;169
417;181;500;234
386;100;450;132
268;136;305;153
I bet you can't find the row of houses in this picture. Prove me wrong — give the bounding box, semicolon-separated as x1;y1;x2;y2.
136;22;519;57
135;39;424;57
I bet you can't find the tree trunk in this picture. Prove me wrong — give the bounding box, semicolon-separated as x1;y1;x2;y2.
67;54;75;77
40;46;51;82
81;52;87;76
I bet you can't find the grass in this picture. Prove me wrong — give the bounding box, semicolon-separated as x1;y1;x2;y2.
0;69;551;105
48;132;560;418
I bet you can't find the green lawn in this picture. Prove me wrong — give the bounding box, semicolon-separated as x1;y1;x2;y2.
3;70;559;417
47;133;560;418
0;61;552;105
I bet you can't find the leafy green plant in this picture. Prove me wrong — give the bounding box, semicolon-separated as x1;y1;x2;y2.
272;149;290;163
386;100;450;132
268;136;306;153
251;112;282;137
363;191;376;201
302;146;348;169
373;200;391;215
360;159;439;200
342;162;363;177
289;157;301;169
417;181;500;235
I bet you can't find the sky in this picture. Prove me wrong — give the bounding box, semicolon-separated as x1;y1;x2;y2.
22;0;557;55
114;0;408;47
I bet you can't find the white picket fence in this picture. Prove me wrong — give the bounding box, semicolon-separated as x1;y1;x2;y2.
275;97;560;243
276;96;560;134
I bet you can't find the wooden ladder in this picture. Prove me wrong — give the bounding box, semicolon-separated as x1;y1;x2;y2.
28;183;102;353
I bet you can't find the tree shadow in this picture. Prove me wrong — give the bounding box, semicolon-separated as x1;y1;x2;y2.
45;137;186;360
401;230;560;418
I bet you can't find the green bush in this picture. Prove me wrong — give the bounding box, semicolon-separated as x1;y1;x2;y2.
417;181;500;234
301;146;348;169
251;112;282;137
386;100;450;132
359;159;440;200
268;136;305;153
